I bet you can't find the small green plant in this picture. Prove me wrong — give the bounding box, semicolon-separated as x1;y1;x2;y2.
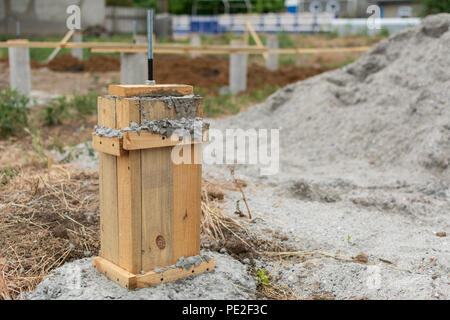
85;142;95;158
41;96;70;126
378;28;390;38
346;234;352;242
254;268;271;286
0;167;19;185
277;32;295;48
0;88;29;138
25;128;47;163
71;91;98;116
47;136;65;153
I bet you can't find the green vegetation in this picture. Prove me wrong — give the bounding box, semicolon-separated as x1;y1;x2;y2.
70;91;99;116
196;85;278;117
106;0;284;14
254;268;271;286
0;167;19;185
277;32;295;48
39;92;98;126
421;0;450;15
24;128;48;164
0;88;29;138
41;96;70;126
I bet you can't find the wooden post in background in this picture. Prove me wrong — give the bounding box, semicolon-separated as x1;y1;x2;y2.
93;84;214;289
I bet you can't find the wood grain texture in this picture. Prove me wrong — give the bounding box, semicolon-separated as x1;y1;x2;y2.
116;98;142;274
172;144;202;260
109;84;193;97
123;130;207;151
136;258;214;288
98;97;119;265
141;147;174;271
93;257;137;290
92;134;123;156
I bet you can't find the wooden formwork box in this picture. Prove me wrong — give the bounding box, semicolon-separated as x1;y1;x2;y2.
92;84;214;290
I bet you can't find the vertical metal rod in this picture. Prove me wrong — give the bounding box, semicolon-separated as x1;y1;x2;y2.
147;9;154;82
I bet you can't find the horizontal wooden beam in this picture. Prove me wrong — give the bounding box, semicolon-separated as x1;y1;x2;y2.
0;40;370;55
93;130;208;155
123;130;208;151
136;258;215;288
93;257;137;289
92;135;123;156
109;84;193;97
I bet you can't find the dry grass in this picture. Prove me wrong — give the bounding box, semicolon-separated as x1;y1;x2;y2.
0;158;300;300
0;164;100;299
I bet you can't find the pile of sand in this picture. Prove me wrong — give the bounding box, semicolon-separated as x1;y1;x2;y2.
219;14;450;180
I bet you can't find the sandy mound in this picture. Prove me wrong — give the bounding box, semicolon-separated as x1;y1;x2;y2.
219;14;450;180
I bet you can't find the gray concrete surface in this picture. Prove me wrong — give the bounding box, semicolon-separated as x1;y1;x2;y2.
266;36;279;71
229;40;247;95
190;34;201;58
120;36;147;85
8;45;31;96
71;32;83;60
26;252;256;300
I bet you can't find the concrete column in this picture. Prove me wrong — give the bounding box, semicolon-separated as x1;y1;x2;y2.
71;32;84;61
120;37;147;85
190;34;201;58
266;36;279;71
8;40;31;97
229;40;247;95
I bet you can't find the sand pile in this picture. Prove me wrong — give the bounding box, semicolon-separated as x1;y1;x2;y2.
219;14;450;179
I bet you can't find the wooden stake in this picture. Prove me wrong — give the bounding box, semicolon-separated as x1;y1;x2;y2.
45;29;75;63
245;21;268;61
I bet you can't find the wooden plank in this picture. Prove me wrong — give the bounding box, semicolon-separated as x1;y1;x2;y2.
92;47;269;54
123;130;207;151
245;21;268;60
273;47;371;54
109;85;193;98
136;258;214;288
141;147;174;271
116;98;142;274
172;144;202;260
92;134;123;156
45;29;75;63
98;97;119;265
93;257;137;290
0;41;370;55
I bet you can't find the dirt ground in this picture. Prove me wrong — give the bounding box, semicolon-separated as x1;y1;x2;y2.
0;54;333;97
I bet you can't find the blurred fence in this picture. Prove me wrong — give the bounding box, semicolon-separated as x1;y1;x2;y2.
105;8;421;37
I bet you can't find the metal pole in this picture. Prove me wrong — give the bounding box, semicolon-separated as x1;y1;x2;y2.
146;9;155;84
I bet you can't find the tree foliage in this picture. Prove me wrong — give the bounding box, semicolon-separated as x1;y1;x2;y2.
420;0;450;15
106;0;285;14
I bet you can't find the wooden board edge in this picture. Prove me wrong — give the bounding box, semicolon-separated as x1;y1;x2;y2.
136;258;215;288
123;130;209;151
109;84;193;97
93;257;137;290
92;134;124;156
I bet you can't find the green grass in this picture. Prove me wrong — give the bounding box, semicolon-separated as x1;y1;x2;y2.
0;88;29;138
39;91;99;126
196;84;278;118
0;167;19;185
